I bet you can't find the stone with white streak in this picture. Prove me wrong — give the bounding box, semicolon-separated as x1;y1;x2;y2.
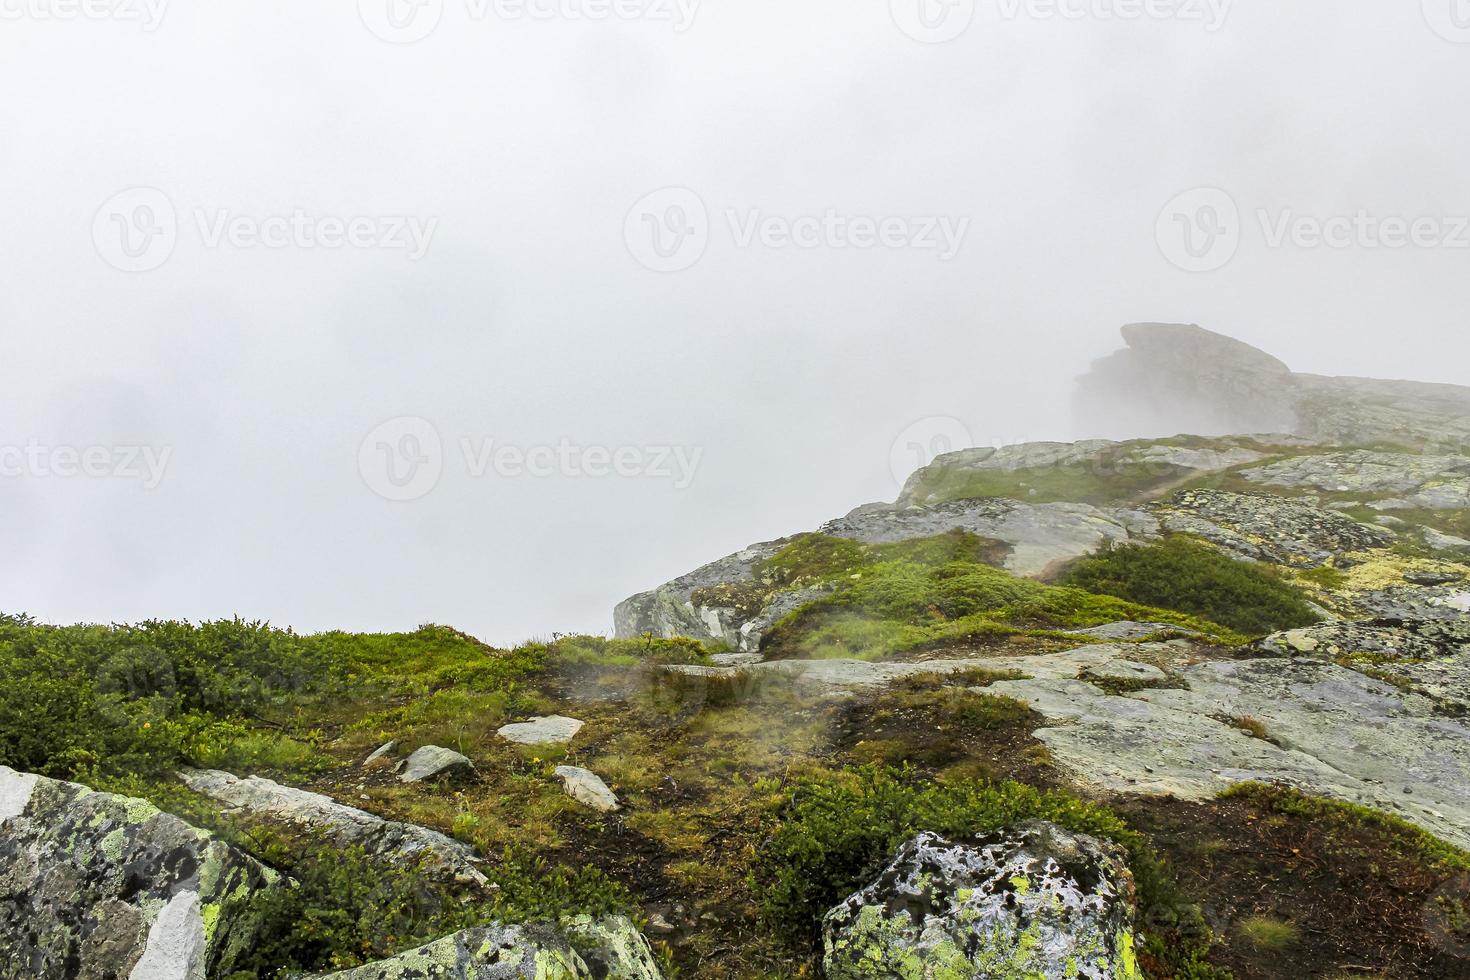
0;767;280;979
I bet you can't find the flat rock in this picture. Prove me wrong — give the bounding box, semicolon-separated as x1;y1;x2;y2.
1424;527;1470;553
822;824;1140;980
554;767;620;813
991;657;1470;850
1406;569;1466;586
660;643;1188;696
0;767;281;979
399;745;475;784
1082;659;1169;684
498;716;585;747
1068;621;1199;642
178;770;488;888
1241;450;1470;495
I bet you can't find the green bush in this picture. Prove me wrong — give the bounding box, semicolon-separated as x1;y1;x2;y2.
754;765;1136;942
753;766;1226;975
225;834;628;977
1060;537;1320;636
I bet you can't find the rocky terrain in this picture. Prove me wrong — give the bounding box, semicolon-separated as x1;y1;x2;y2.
1074;322;1470;449
5;326;1470;978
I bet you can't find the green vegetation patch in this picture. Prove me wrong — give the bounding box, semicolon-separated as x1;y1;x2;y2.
752;765;1226;976
1059;537;1321;636
757;532;1234;660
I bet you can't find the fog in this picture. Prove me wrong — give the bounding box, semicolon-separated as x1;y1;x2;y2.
3;1;1468;644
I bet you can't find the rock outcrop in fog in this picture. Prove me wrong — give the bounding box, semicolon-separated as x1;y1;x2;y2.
1075;322;1470;449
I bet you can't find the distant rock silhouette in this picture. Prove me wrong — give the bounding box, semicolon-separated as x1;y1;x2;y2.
1075;323;1470;450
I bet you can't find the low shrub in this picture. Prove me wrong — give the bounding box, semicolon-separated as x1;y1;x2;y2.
1059;537;1320;636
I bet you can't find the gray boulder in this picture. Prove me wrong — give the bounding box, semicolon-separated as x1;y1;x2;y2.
303;922;592;979
0;766;281;979
399;745;475;784
822;824;1141;979
178;770;489;888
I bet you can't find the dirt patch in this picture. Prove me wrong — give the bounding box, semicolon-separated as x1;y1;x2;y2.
1118;793;1470;979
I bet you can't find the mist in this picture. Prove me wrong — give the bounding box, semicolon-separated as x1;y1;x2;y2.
3;1;1469;644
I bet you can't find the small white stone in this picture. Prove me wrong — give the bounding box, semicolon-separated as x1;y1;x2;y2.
554;766;620;813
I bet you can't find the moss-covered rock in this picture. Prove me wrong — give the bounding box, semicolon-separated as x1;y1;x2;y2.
821;823;1141;980
0;766;281;979
302;923;593;979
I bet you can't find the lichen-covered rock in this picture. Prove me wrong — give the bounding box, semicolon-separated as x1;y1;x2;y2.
1256;620;1470;663
0;766;281;979
822;824;1141;980
1356;585;1470;621
1154;488;1392;568
399;745;475;784
178;770;489;888
303;922;593;979
560;915;665;979
991;656;1470;850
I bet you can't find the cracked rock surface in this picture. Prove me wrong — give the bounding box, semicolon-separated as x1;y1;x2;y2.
822;824;1141;980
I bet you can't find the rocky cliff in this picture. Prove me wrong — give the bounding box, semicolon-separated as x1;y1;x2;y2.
1075;322;1470;450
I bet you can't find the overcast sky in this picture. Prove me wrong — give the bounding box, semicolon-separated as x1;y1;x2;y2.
2;1;1468;644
